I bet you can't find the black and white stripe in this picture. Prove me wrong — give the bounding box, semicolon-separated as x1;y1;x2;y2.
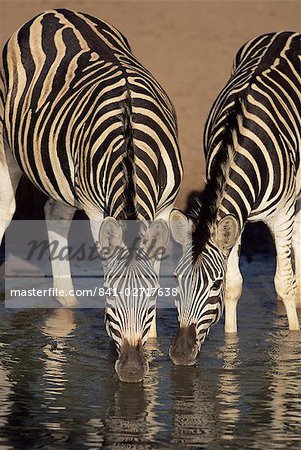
1;9;182;218
174;241;224;344
104;245;158;349
204;32;301;227
0;9;183;354
171;32;301;358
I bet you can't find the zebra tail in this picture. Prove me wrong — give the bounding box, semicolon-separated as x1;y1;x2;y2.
121;93;138;221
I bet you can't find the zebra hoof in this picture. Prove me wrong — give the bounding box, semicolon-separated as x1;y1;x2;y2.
115;339;148;383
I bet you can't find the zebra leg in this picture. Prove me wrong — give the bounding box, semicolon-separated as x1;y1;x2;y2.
0;141;21;244
89;216;104;248
269;213;300;331
44;199;78;307
148;316;157;338
89;216;104;268
292;201;301;308
148;208;174;338
224;237;242;333
148;209;174;339
88;215;105;294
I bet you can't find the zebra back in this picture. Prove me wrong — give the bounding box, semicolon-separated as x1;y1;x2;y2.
1;9;183;220
201;32;301;228
204;32;301;178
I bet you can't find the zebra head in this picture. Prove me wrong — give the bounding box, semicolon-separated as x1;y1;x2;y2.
99;217;169;382
169;210;239;366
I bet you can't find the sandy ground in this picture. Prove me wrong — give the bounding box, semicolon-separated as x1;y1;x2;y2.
0;1;300;208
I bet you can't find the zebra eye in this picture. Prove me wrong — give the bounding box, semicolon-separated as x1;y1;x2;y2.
212;279;222;290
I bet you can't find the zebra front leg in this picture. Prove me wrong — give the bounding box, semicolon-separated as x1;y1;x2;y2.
0;136;21;244
148;209;174;339
148;313;157;338
269;213;300;331
292;201;301;308
44;199;78;307
224;237;243;333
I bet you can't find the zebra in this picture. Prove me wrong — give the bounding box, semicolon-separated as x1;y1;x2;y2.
0;9;183;381
169;32;301;366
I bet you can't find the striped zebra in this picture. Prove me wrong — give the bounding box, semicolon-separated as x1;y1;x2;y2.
0;9;182;381
169;32;301;366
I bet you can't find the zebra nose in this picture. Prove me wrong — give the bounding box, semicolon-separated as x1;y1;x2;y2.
115;339;149;383
169;324;198;366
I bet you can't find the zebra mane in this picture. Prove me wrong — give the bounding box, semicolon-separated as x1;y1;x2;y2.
121;93;138;221
186;99;242;259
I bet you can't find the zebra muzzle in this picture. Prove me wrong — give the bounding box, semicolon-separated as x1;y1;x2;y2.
115;339;149;383
169;323;199;366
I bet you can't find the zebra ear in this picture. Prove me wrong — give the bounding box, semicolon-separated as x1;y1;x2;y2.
99;217;123;257
214;215;239;252
143;219;169;259
170;209;192;246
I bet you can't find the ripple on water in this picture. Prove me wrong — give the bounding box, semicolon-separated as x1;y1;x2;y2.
0;256;301;449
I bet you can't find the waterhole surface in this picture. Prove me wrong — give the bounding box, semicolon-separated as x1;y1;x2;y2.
0;254;300;449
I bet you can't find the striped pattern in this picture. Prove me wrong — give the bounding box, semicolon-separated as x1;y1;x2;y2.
104;246;158;348
1;9;182;219
0;9;182;349
204;32;301;227
174;32;301;347
174;242;224;343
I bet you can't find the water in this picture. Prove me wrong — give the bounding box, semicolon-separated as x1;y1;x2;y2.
0;253;301;449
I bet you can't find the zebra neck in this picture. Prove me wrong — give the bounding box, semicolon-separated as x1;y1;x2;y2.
187;172;252;257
